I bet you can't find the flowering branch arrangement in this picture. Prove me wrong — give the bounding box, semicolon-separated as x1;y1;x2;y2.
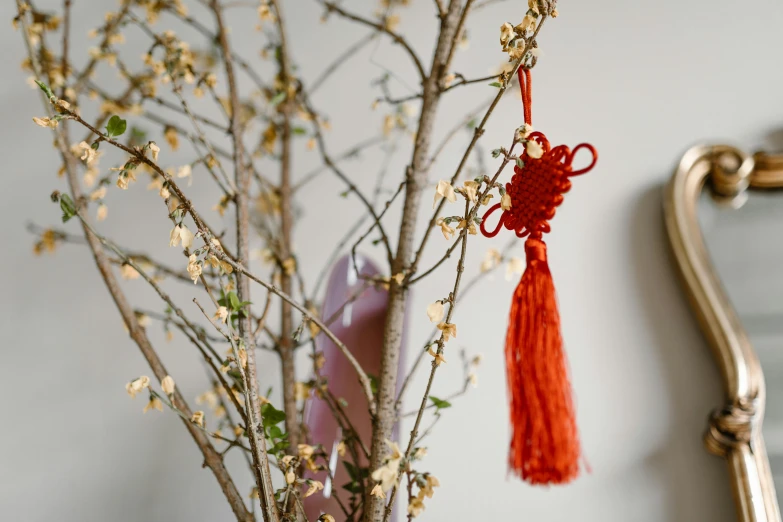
17;0;557;520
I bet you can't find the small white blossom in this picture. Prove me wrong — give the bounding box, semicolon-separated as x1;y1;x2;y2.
143;396;163;413
179;225;194;249
426;301;445;323
78;141;98;164
501;192;512;211
427;345;446;366
499;22;515;49
515;123;533;141
126;376;151;398
480;248;502;273
461;180;480;203
371;440;402;492
436;218;455;240
190;410;205;427
148;142;160;161
187;254;202;283
371;484;385;499
177;164;192;185
433;180;457;209
161;375;175;395
303;480;324;498
526;139;544;159
32;116;58;128
213;306;229;324
96;204;108;221
437;322;457;342
506;257;525;280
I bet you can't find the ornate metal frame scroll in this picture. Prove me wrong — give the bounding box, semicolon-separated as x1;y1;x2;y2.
664;145;783;522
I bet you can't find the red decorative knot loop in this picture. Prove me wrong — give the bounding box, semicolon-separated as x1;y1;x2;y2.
481;132;597;239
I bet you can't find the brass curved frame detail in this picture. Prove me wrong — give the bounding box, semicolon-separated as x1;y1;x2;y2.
664;146;783;522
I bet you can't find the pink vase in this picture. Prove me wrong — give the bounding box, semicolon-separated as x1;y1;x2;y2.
303;254;407;521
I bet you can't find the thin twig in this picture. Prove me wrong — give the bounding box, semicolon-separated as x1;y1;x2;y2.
319;1;427;81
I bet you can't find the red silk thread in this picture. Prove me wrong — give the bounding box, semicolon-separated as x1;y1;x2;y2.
482;66;597;485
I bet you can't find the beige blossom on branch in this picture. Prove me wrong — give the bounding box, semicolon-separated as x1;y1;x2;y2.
427;345;446;366
456;218;477;235
371;439;402;492
370;483;385;499
148;142;160;162
480;248;502;273
120;263;139;280
190;410;205;428
303;480;324;498
213;306;229;324
161;375;175;396
437;322;457;342
526;139;544;159
125;376;150;398
432;179;457;208
96;204;108;221
187;254;202;283
501;191;512;211
77;141;98;164
143;396;164;413
506;256;525;280
436;218;455;240
460;180;480;203
32;116;58;128
426;301;445;323
169;225;194;249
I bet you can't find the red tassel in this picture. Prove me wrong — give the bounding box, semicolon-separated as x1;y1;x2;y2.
506;237;580;485
478;66;595;486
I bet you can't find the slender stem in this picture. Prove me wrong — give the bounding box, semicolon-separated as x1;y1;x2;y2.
211;2;279;520
269;0;300;454
382;200;470;522
309;31;378;95
364;3;464;520
319;1;427;81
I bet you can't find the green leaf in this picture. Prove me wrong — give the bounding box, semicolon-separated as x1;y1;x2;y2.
292;126;307;135
341;481;363;494
34;80;54;99
269;91;286;106
489;81;502;88
368;374;379;395
343;461;360;481
228;291;241;311
106;115;127;137
270;440;290;453
260;403;286;427
59;194;77;223
429;396;452;410
515;158;525;169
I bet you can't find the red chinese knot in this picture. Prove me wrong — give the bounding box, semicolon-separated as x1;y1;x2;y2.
480;132;597;239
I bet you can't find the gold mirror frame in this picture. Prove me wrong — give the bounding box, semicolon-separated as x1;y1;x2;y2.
664;146;783;522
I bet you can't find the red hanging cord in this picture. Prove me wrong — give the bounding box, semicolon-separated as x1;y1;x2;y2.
481;66;597;486
518;66;532;125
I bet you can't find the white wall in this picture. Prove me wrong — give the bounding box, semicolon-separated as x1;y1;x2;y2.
2;1;782;521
